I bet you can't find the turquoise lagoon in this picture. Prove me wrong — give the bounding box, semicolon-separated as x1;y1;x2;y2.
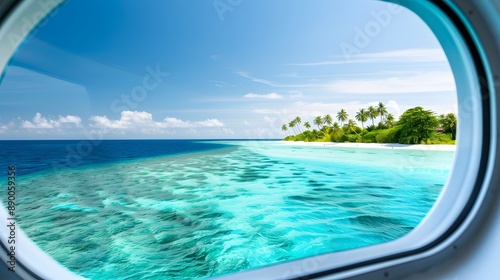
11;141;454;279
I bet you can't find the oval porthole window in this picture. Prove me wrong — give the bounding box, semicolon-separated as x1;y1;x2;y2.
0;0;460;279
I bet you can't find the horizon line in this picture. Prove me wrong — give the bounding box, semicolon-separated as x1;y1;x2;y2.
0;138;283;141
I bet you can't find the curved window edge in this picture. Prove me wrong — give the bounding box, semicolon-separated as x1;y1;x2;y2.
216;0;495;279
0;0;82;279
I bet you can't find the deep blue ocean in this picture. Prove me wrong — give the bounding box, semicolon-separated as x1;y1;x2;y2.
0;140;230;176
0;140;455;279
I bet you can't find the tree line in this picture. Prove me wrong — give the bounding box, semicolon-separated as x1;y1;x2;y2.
281;102;457;145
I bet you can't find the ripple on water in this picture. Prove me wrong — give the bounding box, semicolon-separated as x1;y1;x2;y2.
308;180;326;187
51;202;98;213
8;141;452;279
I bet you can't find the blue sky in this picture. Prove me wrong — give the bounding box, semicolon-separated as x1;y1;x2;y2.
0;0;456;139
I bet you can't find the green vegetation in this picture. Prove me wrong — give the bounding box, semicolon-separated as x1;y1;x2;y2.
282;103;457;145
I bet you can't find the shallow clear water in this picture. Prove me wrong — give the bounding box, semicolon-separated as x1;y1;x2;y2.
7;141;454;279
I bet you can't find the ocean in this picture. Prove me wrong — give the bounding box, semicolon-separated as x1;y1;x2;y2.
0;140;454;279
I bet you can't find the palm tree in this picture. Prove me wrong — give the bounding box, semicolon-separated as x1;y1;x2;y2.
311;129;319;140
347;119;360;135
313;116;323;129
386;114;395;128
355;108;369;129
289;120;297;135
332;122;340;130
281;124;289;136
368;106;379;126
302;130;313;141
337;109;348;127
323;114;333;127
438;114;446;127
294;116;302;133
304;121;311;130
443;113;457;139
376;102;388;124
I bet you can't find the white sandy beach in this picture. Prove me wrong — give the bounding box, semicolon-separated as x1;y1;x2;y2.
280;141;456;151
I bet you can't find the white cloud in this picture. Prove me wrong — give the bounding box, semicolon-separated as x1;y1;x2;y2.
251;97;458;130
120;111;154;124
221;128;235;135
20;113;82;130
209;80;232;87
237;64;455;94
263;116;277;125
0;121;16;134
289;48;448;66
237;72;274;86
237;71;319;88
162;117;224;128
89;115;129;129
243;92;284;99
252;101;406;124
0;124;8;133
194;119;225;127
243;128;279;139
252;109;278;115
243;91;304;100
329;71;455;94
288;91;304;99
386;100;401;116
89;110;154;129
58;115;82;126
356;48;447;63
89;111;225;134
162;117;189;128
22;113;59;129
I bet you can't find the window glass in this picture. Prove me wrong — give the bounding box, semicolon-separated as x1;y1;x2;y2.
0;0;457;279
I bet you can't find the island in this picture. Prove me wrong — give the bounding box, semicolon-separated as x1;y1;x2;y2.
282;103;457;145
